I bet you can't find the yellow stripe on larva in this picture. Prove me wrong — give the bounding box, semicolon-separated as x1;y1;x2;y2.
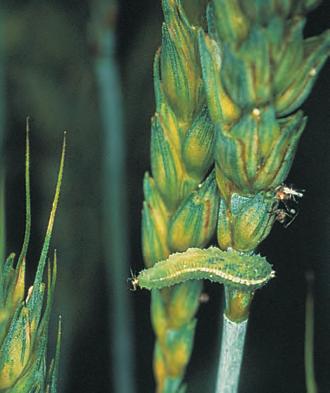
145;266;274;286
137;247;275;291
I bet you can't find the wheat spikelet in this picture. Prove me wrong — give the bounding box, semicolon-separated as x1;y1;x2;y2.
0;129;65;392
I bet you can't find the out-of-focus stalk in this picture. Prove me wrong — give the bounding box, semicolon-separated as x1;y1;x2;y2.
0;6;6;263
305;272;317;393
89;1;135;392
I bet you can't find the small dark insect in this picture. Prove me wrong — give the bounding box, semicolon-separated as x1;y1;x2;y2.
128;269;139;291
273;208;298;228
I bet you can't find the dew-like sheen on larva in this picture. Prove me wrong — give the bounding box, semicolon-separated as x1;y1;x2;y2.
137;247;275;291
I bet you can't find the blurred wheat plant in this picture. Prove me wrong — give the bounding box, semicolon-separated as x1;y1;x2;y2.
89;1;135;392
139;0;329;392
141;0;216;391
0;129;65;392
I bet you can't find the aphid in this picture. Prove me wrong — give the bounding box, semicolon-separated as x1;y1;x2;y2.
275;184;305;203
273;208;298;228
128;269;139;291
136;247;275;291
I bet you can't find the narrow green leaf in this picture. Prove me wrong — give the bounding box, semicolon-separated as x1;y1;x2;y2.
29;134;65;316
17;119;31;270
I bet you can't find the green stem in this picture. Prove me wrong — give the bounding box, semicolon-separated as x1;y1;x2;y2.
305;272;317;393
215;287;253;393
224;287;253;323
215;314;247;393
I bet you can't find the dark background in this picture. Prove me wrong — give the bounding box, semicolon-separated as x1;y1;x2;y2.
2;1;329;392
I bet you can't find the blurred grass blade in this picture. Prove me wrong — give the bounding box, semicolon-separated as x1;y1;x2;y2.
46;314;62;393
0;167;5;270
17;119;31;268
29;133;65;315
305;271;318;393
89;1;135;392
0;6;5;266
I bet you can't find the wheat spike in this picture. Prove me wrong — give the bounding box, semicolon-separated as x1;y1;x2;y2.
0;129;65;392
141;0;329;392
142;0;216;391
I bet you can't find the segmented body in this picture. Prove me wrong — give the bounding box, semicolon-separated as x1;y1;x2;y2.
137;247;275;291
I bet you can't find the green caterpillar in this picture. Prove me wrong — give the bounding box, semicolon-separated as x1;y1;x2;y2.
135;247;275;291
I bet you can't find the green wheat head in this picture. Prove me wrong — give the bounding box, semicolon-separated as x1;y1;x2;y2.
0;129;65;392
141;0;329;391
199;0;329;252
141;1;216;391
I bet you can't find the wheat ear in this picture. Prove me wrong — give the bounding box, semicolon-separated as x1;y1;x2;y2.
0;126;65;392
198;1;329;391
142;1;217;391
139;0;329;391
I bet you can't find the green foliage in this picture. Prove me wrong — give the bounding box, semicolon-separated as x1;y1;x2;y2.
0;131;64;392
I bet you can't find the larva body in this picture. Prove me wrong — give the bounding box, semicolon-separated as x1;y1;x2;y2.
137;247;275;291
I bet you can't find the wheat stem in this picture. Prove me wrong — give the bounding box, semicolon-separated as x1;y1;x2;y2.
215;315;247;393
